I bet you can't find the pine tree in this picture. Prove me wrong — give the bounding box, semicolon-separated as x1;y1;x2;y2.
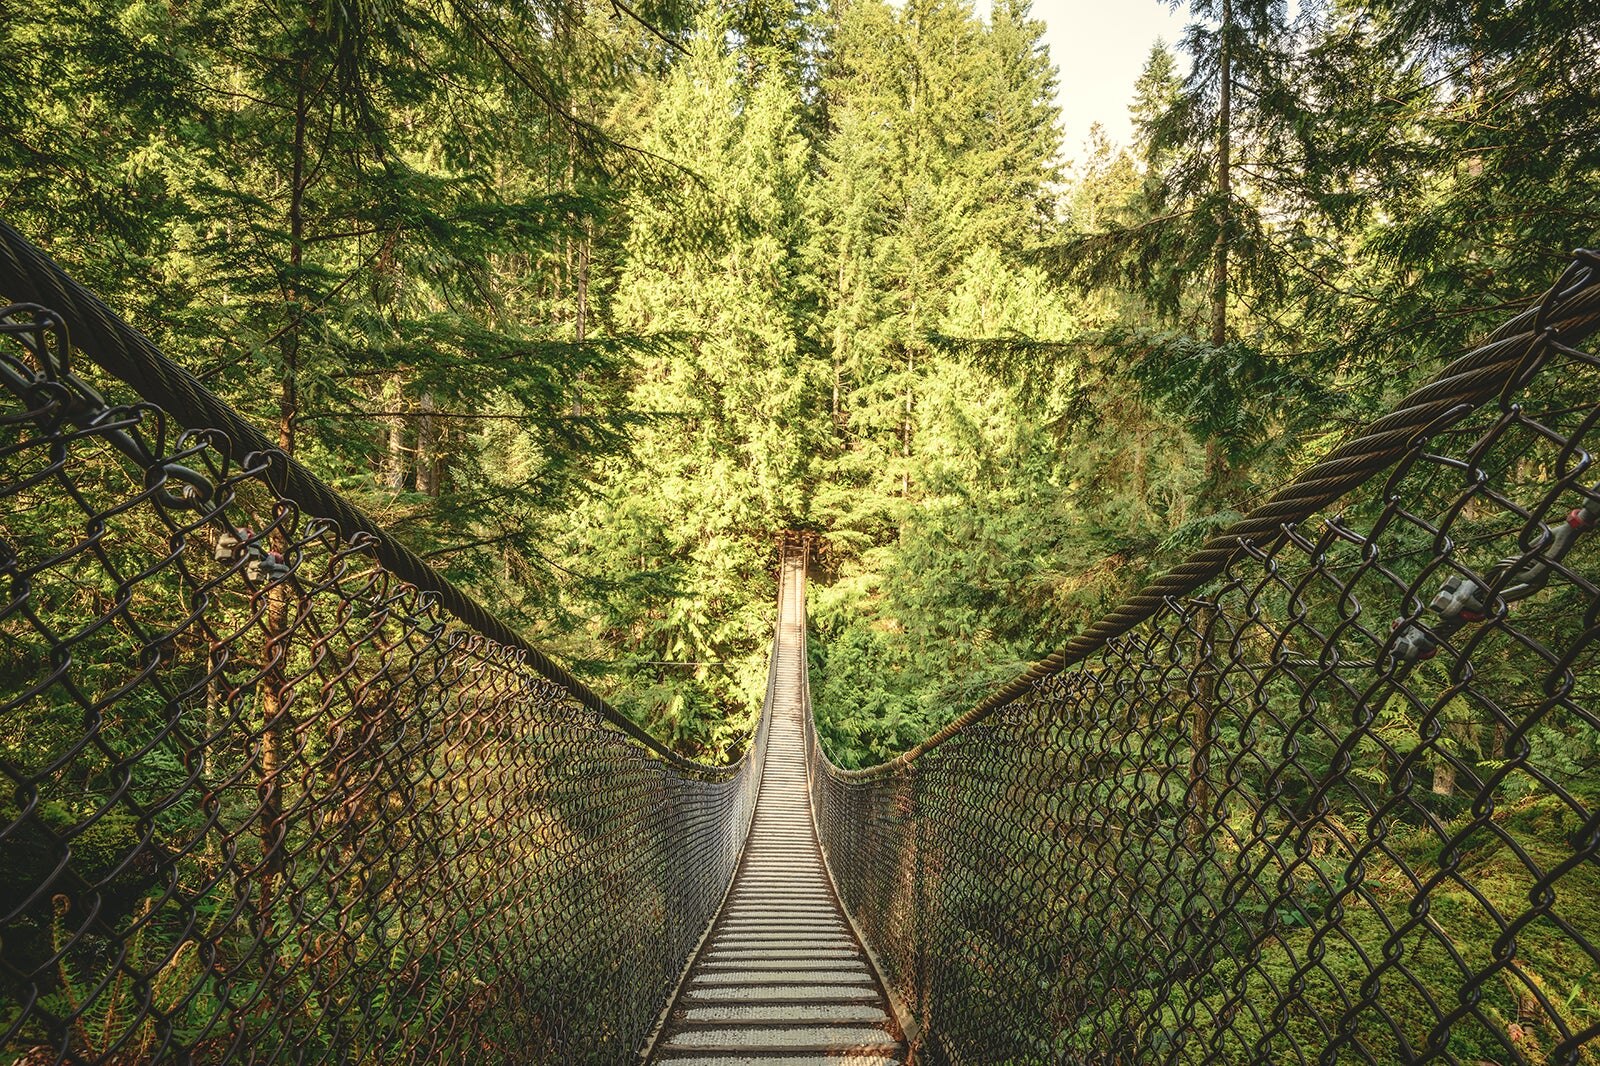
1290;0;1600;377
809;0;1061;504
1049;2;1324;508
561;16;822;753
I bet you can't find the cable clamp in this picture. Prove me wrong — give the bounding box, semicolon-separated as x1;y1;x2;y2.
215;527;251;563
246;550;289;583
1390;618;1438;662
1430;573;1486;621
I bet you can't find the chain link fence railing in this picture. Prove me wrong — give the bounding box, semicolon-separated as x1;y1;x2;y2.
809;252;1600;1065
0;234;769;1064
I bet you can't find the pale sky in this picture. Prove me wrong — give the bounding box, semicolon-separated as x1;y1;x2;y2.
982;0;1193;163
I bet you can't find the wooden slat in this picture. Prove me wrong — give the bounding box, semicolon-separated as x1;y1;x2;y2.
650;559;907;1064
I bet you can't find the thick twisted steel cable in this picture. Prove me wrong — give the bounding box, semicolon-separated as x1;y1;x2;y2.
0;219;709;766
844;250;1600;777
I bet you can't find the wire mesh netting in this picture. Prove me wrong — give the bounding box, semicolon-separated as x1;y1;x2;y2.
809;255;1600;1065
8;223;1600;1066
0;302;766;1065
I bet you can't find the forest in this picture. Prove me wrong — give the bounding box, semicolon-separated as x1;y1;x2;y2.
2;0;1600;1063
3;0;1592;765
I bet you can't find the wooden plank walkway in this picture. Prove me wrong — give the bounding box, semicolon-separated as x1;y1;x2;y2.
647;556;906;1065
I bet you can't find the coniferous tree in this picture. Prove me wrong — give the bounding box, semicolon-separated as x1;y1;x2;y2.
557;17;822;753
1048;2;1330;509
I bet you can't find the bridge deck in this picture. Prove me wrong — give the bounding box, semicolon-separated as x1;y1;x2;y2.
649;558;905;1064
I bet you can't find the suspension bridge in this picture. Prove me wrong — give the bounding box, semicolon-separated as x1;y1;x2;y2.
1;221;1599;1065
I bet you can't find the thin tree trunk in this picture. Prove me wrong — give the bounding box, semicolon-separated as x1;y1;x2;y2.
1205;437;1226;493
261;74;309;917
1432;715;1470;797
279;83;306;459
577;217;591;345
415;392;441;497
1188;604;1216;845
570;217;592;417
1131;424;1150;527
259;587;291;911
902;343;913;497
383;416;407;490
1211;0;1232;351
902;286;917;497
381;375;407;490
833;260;846;431
1203;0;1234;496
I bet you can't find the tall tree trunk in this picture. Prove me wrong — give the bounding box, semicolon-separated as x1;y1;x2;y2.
576;217;591;345
279;84;306;459
832;359;842;429
259;587;291;913
1432;715;1472;797
1131;422;1150;526
1205;0;1234;495
383;415;407;490
1431;757;1457;797
832;259;846;432
261;74;309;918
570;217;592;417
381;375;408;490
1211;0;1232;351
902;343;913;497
415;392;442;497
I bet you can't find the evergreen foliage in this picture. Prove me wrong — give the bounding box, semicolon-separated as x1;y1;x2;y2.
2;0;1593;778
3;0;1598;1058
